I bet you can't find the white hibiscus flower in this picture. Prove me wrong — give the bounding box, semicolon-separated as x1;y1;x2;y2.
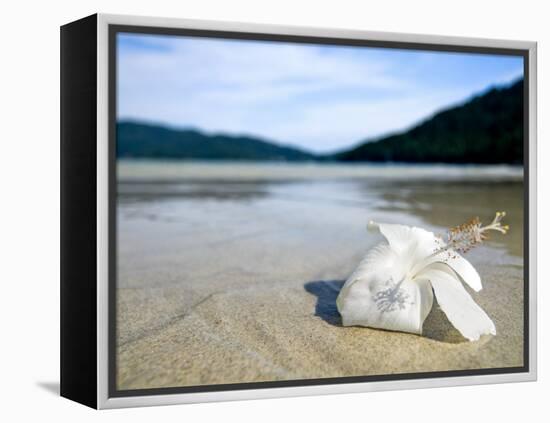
336;212;509;341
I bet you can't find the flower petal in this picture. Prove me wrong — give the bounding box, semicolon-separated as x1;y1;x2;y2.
418;263;495;341
443;254;482;292
368;221;413;254
417;278;434;325
337;243;396;306
369;221;440;261
337;246;434;335
419;251;483;292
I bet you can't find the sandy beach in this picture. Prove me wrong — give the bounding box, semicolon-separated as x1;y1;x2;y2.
115;161;524;390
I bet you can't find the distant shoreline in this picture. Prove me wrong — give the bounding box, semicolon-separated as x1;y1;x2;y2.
117;160;524;183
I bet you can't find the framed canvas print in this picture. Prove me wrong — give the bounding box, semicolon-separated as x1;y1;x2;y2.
60;13;537;409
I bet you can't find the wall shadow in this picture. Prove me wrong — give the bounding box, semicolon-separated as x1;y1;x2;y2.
304;280;344;326
36;381;60;396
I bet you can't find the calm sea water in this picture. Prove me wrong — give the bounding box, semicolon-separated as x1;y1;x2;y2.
117;160;524;262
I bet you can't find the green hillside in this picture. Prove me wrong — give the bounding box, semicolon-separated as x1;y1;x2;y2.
334;79;524;164
117;122;316;161
117;78;523;164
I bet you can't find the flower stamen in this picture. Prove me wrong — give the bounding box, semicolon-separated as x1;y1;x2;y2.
441;211;509;255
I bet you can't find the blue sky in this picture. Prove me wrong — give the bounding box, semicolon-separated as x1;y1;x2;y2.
117;33;523;153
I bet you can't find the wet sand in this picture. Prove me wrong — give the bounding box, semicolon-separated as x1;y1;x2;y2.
116;162;524;390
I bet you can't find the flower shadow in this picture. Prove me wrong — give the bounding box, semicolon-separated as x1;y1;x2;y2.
304;280;345;326
422;302;468;344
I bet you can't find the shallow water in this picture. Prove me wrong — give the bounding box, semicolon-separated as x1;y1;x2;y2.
118;161;524;260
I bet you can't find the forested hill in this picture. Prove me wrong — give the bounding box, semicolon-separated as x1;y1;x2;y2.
334;78;524;164
117;122;316;161
117;79;523;164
